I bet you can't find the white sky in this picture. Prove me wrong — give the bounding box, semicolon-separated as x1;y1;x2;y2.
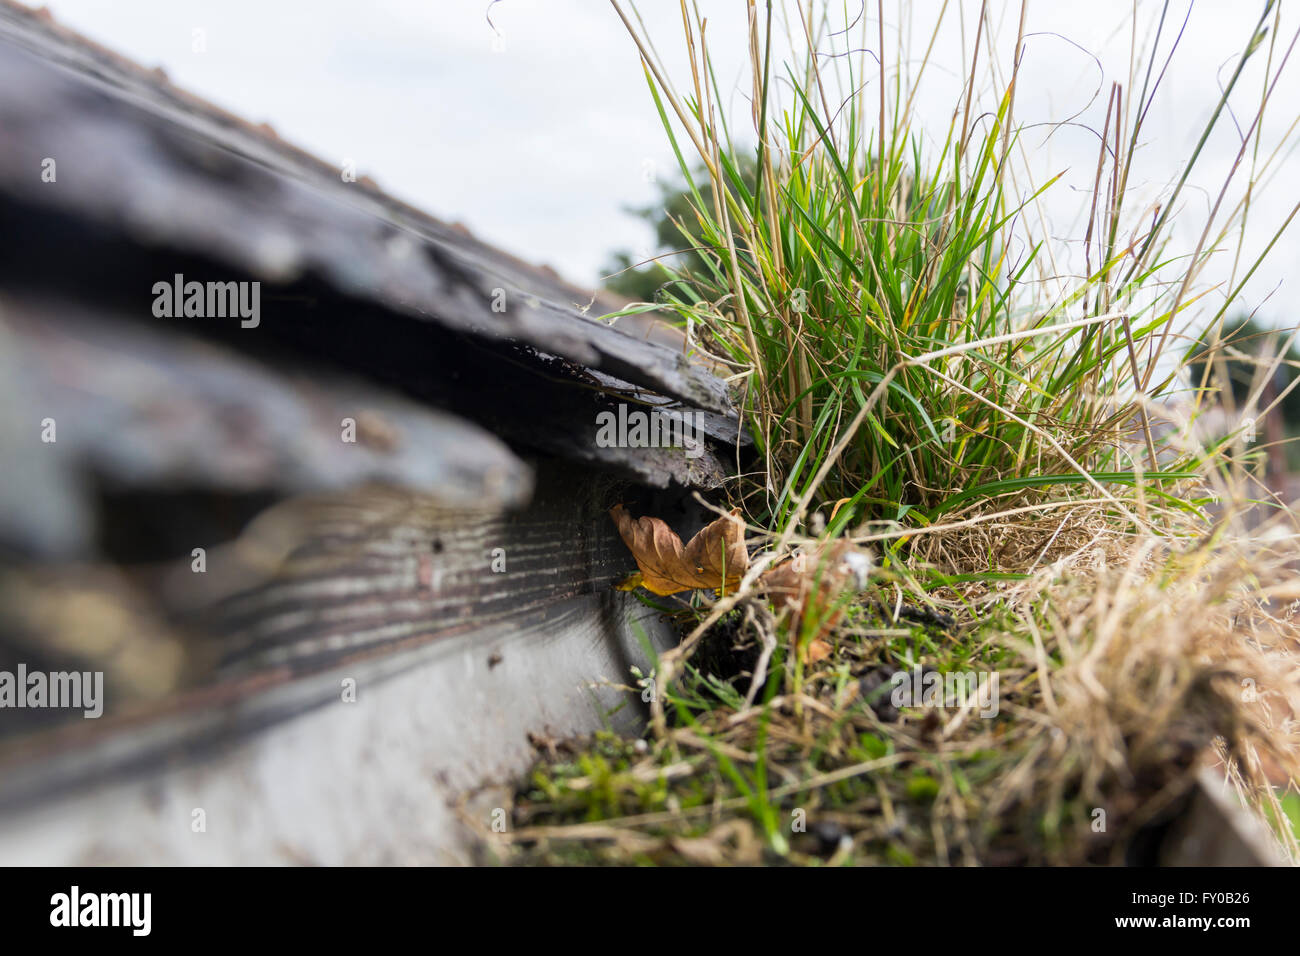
30;1;1300;332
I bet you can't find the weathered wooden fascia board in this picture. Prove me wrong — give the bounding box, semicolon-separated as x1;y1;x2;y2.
0;288;736;559
583;366;754;451
0;591;677;864
0;458;703;825
0;11;735;417
0;293;534;558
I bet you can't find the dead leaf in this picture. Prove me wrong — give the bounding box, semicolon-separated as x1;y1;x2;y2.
609;504;748;596
760;541;870;661
806;638;833;664
668;835;727;865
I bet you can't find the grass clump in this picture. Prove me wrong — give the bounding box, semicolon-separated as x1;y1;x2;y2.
489;1;1300;866
608;0;1245;534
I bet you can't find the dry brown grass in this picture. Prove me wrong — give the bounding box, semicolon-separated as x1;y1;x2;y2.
488;472;1300;865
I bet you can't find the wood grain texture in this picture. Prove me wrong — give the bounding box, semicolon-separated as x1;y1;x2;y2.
0;460;710;809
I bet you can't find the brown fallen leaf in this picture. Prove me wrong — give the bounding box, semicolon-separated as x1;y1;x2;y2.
805;638;833;664
760;541;872;662
609;504;748;596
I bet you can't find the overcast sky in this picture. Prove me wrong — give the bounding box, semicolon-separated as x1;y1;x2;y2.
32;1;1300;331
